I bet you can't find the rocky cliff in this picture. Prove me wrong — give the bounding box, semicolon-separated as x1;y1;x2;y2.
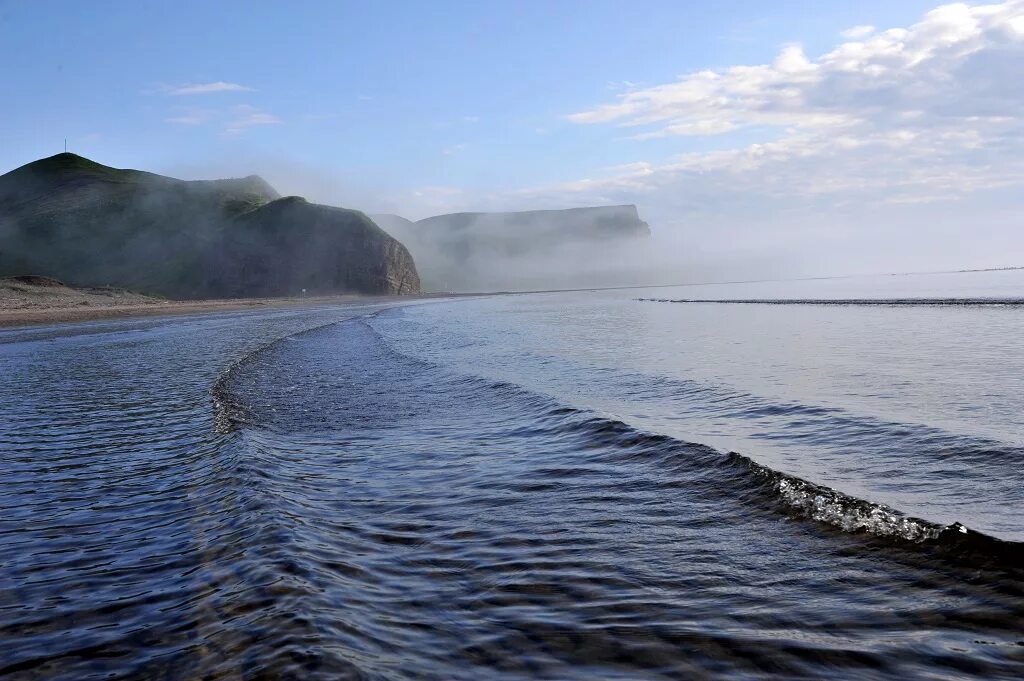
209;197;419;297
0;153;420;298
373;205;650;292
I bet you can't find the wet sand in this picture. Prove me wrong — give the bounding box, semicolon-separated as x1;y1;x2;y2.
0;295;407;328
0;279;451;328
0;275;497;328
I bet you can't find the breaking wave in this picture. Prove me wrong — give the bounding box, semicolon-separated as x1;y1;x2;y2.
215;316;1022;562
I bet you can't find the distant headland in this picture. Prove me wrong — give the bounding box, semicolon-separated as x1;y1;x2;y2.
373;205;652;292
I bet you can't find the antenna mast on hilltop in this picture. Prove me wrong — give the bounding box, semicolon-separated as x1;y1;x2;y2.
64;138;67;153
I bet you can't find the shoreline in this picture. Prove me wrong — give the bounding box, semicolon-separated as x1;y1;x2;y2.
0;293;466;329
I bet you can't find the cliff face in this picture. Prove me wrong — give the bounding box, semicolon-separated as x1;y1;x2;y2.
415;205;650;245
372;205;651;292
207;197;420;297
0;153;420;298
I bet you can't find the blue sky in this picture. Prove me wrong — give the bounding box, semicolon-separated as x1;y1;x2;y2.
1;1;936;189
2;1;1022;273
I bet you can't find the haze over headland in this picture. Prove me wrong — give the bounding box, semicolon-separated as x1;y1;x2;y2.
2;1;1023;282
373;206;656;292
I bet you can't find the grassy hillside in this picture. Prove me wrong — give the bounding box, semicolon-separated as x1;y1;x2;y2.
0;154;419;298
206;197;420;297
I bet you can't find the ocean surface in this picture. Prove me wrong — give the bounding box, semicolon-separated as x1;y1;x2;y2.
1;269;1023;679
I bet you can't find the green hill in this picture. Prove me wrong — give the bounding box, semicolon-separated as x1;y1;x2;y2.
209;196;419;296
0;153;419;297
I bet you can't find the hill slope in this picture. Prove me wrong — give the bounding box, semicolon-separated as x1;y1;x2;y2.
0;275;162;311
209;197;419;296
0;153;419;297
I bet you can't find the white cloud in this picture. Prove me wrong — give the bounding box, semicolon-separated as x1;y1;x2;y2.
530;1;1024;272
161;81;253;96
630;118;738;139
162;104;281;134
165;108;211;125
606;79;642;91
223;105;282;135
841;24;876;39
568;2;1024;142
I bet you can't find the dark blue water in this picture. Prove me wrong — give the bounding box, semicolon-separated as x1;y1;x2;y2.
2;273;1023;679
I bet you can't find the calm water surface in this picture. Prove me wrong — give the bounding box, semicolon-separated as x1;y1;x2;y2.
1;271;1023;679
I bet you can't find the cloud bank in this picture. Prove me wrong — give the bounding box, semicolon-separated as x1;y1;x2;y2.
519;1;1024;274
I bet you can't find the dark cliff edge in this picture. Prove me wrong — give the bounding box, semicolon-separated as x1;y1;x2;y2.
373;205;651;292
0;153;420;298
208;197;419;297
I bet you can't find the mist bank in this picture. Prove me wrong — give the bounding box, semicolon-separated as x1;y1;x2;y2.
373;205;654;292
0;153;420;299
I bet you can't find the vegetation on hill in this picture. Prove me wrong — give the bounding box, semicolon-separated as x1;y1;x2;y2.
0;154;419;298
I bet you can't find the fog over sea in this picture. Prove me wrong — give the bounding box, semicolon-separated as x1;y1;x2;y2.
2;269;1023;679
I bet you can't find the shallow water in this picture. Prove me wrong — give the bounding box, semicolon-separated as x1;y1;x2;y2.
377;269;1024;541
1;272;1023;679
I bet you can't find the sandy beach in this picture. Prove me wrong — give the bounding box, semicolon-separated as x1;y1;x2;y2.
0;276;436;328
